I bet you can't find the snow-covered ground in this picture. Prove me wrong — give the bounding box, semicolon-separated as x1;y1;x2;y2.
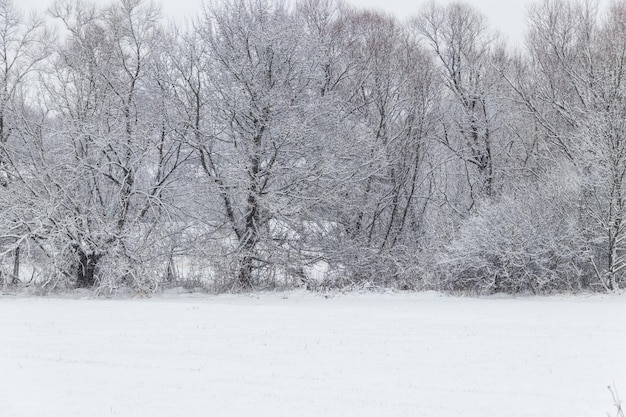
1;291;625;417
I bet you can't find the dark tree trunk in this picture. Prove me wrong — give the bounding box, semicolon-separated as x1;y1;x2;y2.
11;246;19;284
237;252;254;290
235;125;264;291
76;250;102;288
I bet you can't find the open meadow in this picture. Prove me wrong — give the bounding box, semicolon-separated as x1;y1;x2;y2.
1;291;625;417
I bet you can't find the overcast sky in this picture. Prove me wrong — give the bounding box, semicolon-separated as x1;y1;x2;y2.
14;0;598;47
347;0;530;44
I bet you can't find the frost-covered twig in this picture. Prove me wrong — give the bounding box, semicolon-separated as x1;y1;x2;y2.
608;385;625;417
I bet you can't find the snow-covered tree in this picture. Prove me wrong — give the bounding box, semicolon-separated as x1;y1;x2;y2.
190;0;333;289
0;0;51;288
515;0;626;290
414;2;503;205
36;0;185;290
308;8;441;287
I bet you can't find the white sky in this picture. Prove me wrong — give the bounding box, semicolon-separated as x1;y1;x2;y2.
346;0;530;45
14;0;605;47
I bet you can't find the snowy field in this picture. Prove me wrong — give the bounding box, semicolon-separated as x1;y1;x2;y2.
1;291;625;417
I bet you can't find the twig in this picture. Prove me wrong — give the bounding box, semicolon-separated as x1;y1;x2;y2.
608;385;625;417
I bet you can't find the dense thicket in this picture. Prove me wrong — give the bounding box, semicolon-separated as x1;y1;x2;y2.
0;0;624;294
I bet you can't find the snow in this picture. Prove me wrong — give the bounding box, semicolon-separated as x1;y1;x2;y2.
1;291;625;417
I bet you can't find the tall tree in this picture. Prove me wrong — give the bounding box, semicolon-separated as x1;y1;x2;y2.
41;0;183;289
0;0;50;288
506;0;626;290
314;9;441;286
194;0;327;289
413;2;502;206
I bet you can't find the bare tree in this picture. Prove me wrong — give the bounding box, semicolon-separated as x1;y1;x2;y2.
38;0;184;290
192;0;329;289
516;0;626;290
413;2;503;206
0;0;51;289
289;6;442;287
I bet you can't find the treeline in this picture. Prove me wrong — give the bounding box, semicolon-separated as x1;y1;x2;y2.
0;0;624;294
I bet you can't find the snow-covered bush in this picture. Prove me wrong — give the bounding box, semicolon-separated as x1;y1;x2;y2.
438;169;591;293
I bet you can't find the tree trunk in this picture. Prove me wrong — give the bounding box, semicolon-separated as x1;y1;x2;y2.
76;250;101;288
237;252;254;290
11;246;19;284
